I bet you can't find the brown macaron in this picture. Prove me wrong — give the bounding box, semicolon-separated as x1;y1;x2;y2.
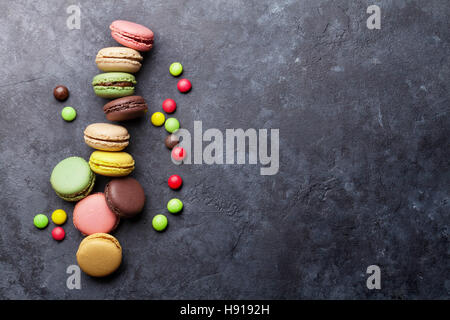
105;177;145;218
103;95;148;121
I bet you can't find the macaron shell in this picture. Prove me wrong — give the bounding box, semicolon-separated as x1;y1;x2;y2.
89;151;135;177
93;86;135;99
110;20;154;52
54;174;96;202
96;57;142;73
92;72;137;85
84;136;129;151
76;233;122;277
73;193;119;235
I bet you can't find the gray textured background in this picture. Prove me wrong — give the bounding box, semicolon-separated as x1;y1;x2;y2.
0;0;449;299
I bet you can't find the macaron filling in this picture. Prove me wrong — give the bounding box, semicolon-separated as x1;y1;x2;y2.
96;81;134;87
110;28;154;46
104;102;147;114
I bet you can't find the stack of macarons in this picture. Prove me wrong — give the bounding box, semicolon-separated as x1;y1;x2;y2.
93;20;153;122
47;20;155;278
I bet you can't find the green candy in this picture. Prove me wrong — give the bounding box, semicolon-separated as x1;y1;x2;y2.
167;198;183;214
165;118;180;133
169;62;183;76
61;106;77;121
152;214;168;231
34;214;49;229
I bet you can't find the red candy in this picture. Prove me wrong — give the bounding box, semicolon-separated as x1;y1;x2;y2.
177;79;192;93
52;227;65;241
168;175;183;190
172;147;186;161
162;98;177;113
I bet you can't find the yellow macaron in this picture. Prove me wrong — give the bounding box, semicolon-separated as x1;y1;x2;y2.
76;233;122;277
89;151;135;177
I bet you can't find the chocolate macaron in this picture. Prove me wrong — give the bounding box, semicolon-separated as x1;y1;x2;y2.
105;177;145;218
103;95;148;121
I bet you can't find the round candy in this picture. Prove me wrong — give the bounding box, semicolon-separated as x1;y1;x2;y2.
152;214;168;232
151;112;165;126
171;147;186;161
165;118;180;133
162;98;177;114
168;174;183;189
34;214;49;229
177;79;192;93
53;85;69;101
52;227;65;241
169;62;183;77
165;134;179;149
51;209;67;225
167;198;183;214
61;106;77;121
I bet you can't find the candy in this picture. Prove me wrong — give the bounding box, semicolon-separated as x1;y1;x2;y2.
165;134;179;149
167;198;183;214
34;214;49;229
169;62;183;76
52;227;65;241
177;79;191;93
171;147;186;161
168;174;183;190
53;85;69;101
61;106;77;122
162;98;177;114
152;214;168;231
165;117;180;133
151;112;165;126
51;209;67;225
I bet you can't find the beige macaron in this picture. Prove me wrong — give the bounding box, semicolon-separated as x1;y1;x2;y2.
76;233;122;277
84;123;130;151
96;47;143;73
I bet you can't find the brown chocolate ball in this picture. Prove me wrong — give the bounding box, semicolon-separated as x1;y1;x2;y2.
53;85;69;101
165;134;179;149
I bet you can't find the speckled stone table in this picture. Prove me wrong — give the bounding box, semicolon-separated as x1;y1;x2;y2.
0;0;448;299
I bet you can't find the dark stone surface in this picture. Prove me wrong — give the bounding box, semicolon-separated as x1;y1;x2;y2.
0;0;448;299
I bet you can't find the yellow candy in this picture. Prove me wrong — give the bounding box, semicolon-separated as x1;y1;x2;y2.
52;209;67;225
151;112;165;126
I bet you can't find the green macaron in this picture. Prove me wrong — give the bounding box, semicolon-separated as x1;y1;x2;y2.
50;157;95;202
92;72;136;99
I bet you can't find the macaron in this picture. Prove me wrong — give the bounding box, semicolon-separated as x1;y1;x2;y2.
105;178;145;218
50;157;95;202
96;47;143;73
103;96;148;121
89;151;135;177
76;233;122;277
92;72;136;99
73;193;119;235
84;123;130;151
110;20;154;52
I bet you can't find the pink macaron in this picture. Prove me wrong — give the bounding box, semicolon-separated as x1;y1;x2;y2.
110;20;154;52
73;193;119;235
